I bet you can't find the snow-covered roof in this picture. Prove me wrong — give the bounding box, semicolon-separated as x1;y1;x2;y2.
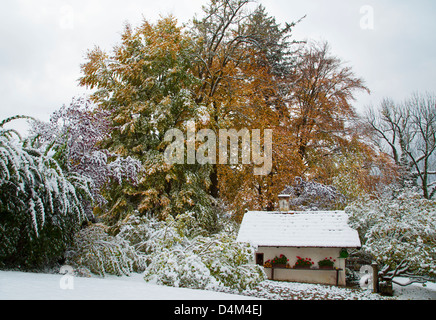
237;211;361;248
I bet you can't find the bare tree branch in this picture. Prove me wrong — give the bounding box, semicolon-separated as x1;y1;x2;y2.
379;260;435;287
364;93;436;199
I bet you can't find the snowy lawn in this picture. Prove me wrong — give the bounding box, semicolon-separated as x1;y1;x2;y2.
0;271;434;300
243;281;390;300
391;277;436;300
0;271;255;300
243;280;435;300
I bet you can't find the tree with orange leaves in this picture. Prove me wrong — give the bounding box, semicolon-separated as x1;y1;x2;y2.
190;1;301;202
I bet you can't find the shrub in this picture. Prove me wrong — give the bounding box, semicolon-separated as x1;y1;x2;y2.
119;214;266;291
318;257;336;267
63;213;266;290
143;247;213;289
346;189;436;277
0;116;92;269
65;225;146;277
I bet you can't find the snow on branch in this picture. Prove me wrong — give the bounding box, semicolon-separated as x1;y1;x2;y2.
283;177;347;211
379;260;435;287
28;97;142;217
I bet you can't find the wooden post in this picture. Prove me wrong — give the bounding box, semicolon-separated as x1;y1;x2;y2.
371;262;379;293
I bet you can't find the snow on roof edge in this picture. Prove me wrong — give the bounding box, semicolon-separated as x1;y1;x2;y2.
236;211;361;248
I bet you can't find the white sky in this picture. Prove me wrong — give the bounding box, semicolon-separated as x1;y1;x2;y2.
1;0;435;134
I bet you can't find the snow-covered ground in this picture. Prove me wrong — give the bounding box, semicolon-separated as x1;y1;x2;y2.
0;271;255;300
0;271;434;300
247;279;436;300
392;277;436;300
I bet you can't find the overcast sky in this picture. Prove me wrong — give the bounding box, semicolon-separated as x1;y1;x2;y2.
1;0;435;133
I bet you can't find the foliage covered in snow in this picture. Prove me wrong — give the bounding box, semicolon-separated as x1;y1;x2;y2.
283;177;347;211
66;213;266;292
346;188;436;277
125;213;265;291
29;97;141;218
0;116;92;268
65;225;146;277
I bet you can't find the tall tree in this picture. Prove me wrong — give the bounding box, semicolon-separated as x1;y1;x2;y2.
79;17;215;228
365;93;436;199
285;42;370;183
190;1;300;198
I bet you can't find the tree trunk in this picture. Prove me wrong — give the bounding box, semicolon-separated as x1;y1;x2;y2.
209;164;219;198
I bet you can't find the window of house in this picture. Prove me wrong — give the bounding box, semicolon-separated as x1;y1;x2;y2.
255;253;264;266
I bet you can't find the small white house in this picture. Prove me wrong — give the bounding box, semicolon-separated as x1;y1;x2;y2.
237;211;361;286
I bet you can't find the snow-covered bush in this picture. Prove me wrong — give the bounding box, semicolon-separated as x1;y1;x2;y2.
0;116;92;269
64;211;265;289
142;231;265;291
117;214;266;291
144;248;213;289
346;188;436;277
191;233;266;291
65;225;147;277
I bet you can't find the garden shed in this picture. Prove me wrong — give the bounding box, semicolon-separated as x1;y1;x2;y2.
236;211;361;286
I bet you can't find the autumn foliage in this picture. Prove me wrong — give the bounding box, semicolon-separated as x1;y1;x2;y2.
79;0;395;225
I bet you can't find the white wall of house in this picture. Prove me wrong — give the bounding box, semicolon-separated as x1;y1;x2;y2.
257;246;347;286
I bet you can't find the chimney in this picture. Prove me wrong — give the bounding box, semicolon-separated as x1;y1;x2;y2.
278;194;290;212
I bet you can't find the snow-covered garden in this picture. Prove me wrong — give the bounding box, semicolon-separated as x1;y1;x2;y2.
1;0;435;304
1;97;435;301
1;270;435;300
